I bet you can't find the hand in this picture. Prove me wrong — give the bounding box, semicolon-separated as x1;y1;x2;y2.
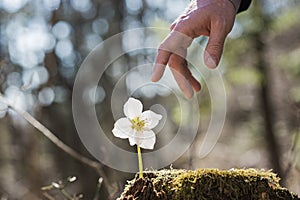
152;0;236;98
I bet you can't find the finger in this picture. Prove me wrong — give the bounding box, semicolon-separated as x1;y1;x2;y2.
189;74;201;92
170;55;201;92
170;14;186;31
171;68;194;99
152;30;192;82
169;53;201;97
152;33;181;82
152;31;192;82
152;49;171;82
204;20;227;69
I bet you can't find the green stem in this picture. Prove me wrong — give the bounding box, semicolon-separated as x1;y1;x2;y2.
137;145;143;178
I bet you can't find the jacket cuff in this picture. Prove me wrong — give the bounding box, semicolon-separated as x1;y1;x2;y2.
229;0;251;13
237;0;252;13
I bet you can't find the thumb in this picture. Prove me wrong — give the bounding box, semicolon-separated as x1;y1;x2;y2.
204;25;227;69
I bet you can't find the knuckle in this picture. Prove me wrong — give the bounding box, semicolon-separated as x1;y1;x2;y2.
168;55;176;68
174;19;189;33
209;42;223;51
159;38;175;51
214;16;232;33
158;43;167;51
158;43;171;53
215;15;227;25
157;54;169;65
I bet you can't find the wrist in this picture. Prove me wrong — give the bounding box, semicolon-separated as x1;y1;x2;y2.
227;0;241;12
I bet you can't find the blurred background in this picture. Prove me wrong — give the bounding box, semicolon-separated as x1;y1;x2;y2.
0;0;300;199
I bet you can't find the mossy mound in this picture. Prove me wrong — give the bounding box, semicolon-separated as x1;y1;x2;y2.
118;168;299;200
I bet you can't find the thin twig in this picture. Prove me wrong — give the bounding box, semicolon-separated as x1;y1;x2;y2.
0;93;112;193
42;192;56;200
60;188;73;200
93;177;103;200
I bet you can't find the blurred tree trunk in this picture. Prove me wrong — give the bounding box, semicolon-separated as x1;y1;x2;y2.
8;118;42;198
251;1;284;182
41;0;126;199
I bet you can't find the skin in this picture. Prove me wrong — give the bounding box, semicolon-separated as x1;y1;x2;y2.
152;0;236;99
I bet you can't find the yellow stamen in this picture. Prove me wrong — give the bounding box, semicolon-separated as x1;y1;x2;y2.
130;117;145;132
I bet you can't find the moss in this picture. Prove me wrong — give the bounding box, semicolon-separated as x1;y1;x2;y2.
118;168;299;200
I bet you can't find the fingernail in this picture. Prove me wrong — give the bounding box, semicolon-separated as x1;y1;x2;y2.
151;75;158;82
206;57;217;68
181;81;194;99
171;69;194;99
185;90;194;99
181;80;194;99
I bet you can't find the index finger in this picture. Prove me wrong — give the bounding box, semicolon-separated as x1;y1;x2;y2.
152;31;192;82
152;49;171;82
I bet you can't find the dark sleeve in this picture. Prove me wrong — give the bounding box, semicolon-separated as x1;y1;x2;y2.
237;0;252;13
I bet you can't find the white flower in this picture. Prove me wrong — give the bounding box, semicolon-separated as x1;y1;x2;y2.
112;97;162;149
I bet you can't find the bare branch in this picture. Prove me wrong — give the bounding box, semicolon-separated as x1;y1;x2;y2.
93;177;103;200
42;192;56;200
0;92;112;193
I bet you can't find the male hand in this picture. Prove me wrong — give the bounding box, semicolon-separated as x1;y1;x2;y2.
152;0;237;98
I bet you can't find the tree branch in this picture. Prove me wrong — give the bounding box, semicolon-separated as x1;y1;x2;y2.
0;92;112;194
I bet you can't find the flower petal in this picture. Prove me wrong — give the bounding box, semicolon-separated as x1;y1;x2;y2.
139;130;156;150
128;130;142;146
112;118;132;139
141;110;162;129
129;134;137;146
124;98;143;119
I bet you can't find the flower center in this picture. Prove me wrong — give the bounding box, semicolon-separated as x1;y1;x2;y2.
130;117;146;132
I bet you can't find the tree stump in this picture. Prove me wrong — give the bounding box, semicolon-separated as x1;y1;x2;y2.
118;168;299;200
